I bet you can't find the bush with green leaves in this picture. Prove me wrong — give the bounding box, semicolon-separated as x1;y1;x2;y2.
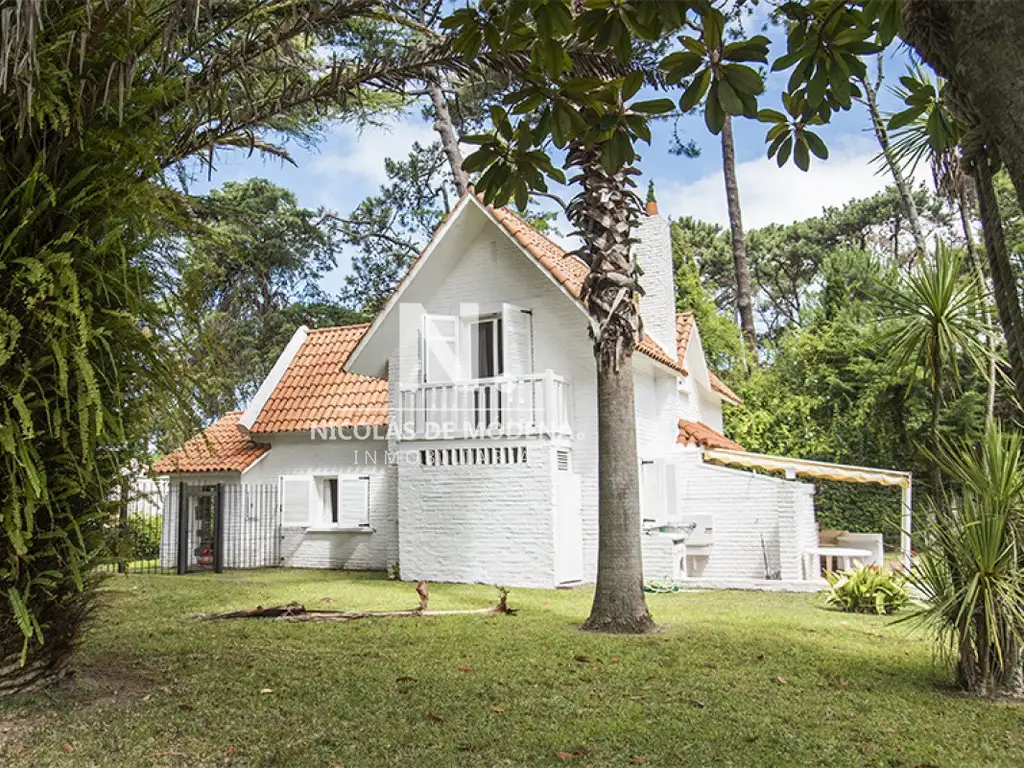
825;565;911;616
1;0;459;696
104;515;163;565
904;428;1024;697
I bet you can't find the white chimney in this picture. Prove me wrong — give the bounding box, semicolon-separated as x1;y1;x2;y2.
635;188;676;357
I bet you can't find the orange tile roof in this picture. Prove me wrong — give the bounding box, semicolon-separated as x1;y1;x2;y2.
709;371;742;405
487;204;591;298
636;334;687;374
152;412;269;474
677;419;745;451
249;324;389;434
675;312;695;372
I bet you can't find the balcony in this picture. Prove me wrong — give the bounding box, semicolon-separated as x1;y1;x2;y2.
398;370;572;440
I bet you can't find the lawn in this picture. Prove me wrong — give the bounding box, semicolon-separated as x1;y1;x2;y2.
1;570;1022;767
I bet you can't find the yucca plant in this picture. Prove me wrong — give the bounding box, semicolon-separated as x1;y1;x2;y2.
825;565;911;615
903;428;1024;697
878;242;993;492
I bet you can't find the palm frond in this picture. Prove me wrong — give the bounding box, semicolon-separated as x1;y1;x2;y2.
877;241;994;388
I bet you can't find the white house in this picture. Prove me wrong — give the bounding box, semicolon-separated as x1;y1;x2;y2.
154;193;868;589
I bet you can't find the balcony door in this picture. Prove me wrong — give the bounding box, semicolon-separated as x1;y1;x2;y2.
470;317;503;379
471;317;503;427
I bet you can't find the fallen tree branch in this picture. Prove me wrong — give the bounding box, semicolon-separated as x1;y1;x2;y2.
195;585;514;622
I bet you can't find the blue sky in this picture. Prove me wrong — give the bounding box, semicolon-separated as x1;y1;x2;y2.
187;29;917;297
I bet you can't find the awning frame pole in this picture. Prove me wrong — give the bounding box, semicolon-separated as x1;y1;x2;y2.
900;480;913;571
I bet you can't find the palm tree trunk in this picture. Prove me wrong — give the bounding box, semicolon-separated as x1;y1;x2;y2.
974;154;1024;409
720;114;756;357
584;353;657;633
957;190;997;419
426;77;469;196
571;145;655;635
860;69;928;256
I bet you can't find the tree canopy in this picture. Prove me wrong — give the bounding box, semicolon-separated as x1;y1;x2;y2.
0;0;460;693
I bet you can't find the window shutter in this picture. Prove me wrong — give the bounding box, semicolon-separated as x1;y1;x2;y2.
339;476;370;527
501;303;533;376
280;476;312;526
422;314;459;382
641;459;677;525
662;460;677;523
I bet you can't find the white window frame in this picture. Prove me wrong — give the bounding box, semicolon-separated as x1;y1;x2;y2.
317;476;339;526
307;474;370;530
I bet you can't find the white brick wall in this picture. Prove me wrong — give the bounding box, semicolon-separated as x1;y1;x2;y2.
642;451;817;582
635;214;676;357
677;377;701;423
696;387;725;433
635;362;681;455
242;436;398;570
397;440;556;588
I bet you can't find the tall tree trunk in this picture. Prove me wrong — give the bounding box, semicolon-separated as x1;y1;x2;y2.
571;145;655;635
426;77;469;196
860;67;928;256
957;189;997;419
584;354;656;633
720;114;756;358
928;0;1024;217
974;154;1024;410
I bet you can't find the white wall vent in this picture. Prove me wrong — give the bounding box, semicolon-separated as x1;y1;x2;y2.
420;446;528;468
556;450;571;471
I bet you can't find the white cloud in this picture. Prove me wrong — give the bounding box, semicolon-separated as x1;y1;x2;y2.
310;115;438;187
657;138;926;230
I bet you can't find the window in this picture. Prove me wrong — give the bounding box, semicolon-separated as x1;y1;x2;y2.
468;317;504;427
312;475;370;528
322;478;339;524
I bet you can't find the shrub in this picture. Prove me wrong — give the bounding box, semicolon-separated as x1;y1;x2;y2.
1;1;440;696
905;429;1024;697
104;514;163;564
825;565;911;615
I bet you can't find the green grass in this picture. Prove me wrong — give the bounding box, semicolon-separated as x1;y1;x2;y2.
2;570;1022;767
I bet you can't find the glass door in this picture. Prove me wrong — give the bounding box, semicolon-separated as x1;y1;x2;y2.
189;486;217;570
471;317;503;428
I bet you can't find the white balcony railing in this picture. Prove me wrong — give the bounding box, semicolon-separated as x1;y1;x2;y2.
398;370;572;440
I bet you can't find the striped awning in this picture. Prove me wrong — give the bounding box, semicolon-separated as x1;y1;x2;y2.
702;449;911;488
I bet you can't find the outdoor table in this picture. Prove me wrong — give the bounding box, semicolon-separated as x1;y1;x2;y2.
804;546;874;578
